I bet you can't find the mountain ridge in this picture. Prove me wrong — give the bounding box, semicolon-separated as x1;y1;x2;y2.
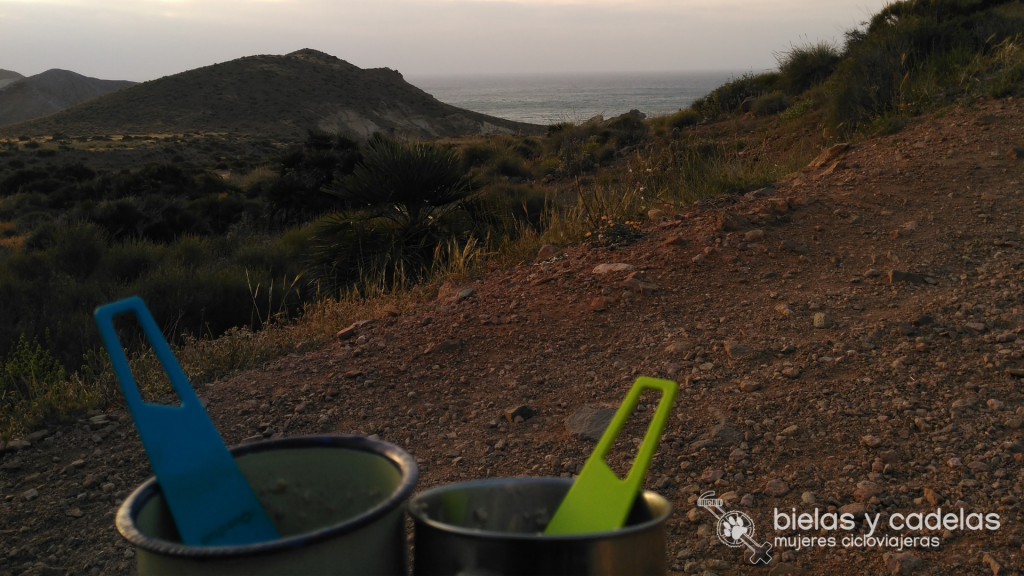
0;69;135;127
0;49;543;140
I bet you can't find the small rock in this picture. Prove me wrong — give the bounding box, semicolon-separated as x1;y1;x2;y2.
590;296;616;312
924;487;942;506
21;488;38;501
780;240;810;255
717;211;749;232
801;492;816;504
1001;441;1024;454
775;304;794;317
965;322;987;332
968;461;990;472
65;508;83;518
457;288;476;301
983;552;1005;575
808;143;849;168
723;341;752;359
536;244;561;260
813;312;833;329
6;439;30;451
592;263;634;274
621;276;659;294
862;435;883;448
423;339;462;354
659;235;687;247
781;367;801;379
764;478;790;497
865;268;881;278
883;551;922;576
24;429;49;442
879;450;901;463
648;208;667;222
740;380;761;393
744;229;765;241
729;449;749;463
504;405;535;423
987;399;1006;411
665;341;692;354
740;494;755;507
889;270;926;284
701;469;725;483
566;405;617;441
839;502;866;518
853;481;881;502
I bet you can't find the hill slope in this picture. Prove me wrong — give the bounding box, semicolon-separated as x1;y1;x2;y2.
3;99;1024;574
0;49;542;140
0;69;135;127
0;69;22;91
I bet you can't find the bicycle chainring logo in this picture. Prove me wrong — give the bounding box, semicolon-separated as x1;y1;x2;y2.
698;491;773;565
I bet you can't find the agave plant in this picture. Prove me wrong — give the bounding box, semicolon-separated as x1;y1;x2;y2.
308;135;492;294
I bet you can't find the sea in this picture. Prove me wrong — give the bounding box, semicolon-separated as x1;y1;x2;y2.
406;71;745;126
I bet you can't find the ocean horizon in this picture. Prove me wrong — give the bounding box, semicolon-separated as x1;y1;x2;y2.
407;70;753;126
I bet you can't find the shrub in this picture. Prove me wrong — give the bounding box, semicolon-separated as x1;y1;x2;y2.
777;42;843;95
0;335;65;408
45;221;108;280
461;144;496;169
827;0;1024;136
605;112;648;147
691;73;781;117
100;238;162;283
666;109;702;130
753;91;791;116
309;136;486;293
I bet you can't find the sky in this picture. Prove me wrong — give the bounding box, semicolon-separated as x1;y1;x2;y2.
0;0;889;81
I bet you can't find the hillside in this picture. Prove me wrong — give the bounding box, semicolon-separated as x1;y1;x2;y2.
0;49;542;140
2;100;1023;574
0;69;135;127
0;70;22;91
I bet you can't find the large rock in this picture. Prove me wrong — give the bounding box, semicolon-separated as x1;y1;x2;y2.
566;405;617;441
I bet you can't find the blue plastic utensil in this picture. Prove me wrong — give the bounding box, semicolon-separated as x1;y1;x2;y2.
94;296;279;547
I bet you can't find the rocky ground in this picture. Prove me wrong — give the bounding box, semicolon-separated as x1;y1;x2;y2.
2;97;1024;575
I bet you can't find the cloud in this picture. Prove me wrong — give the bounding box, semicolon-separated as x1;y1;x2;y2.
0;0;884;79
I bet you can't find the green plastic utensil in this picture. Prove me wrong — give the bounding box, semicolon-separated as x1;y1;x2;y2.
544;376;678;535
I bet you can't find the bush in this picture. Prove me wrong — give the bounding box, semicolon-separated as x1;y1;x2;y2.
691;72;781;117
666;109;702;130
46;221;108;280
753;91;791;116
0;335;65;409
777;42;843;95
827;0;1024;136
309;136;487;293
461;144;496;169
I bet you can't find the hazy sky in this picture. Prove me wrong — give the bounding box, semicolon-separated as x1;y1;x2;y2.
0;0;888;81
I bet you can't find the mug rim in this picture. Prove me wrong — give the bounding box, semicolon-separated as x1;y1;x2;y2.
406;476;672;541
116;434;418;558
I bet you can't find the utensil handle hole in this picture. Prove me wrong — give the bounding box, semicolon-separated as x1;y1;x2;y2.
603;388;664;480
104;308;183;407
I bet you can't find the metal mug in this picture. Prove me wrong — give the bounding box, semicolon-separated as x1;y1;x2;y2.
117;435;418;576
408;477;671;575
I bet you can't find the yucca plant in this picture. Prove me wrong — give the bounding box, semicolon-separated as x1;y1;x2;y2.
308;135;491;294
